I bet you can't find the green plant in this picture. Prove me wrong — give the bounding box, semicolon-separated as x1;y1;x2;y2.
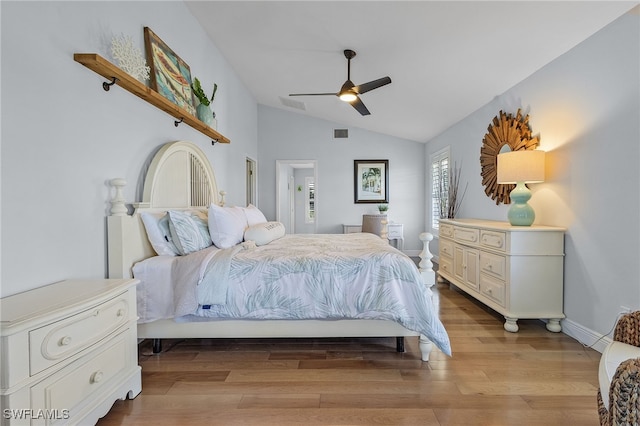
191;78;217;107
378;203;389;213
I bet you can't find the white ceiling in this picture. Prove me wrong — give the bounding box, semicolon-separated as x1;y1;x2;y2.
186;1;638;143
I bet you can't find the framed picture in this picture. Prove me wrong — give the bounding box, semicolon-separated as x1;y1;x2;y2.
354;160;389;203
144;27;196;117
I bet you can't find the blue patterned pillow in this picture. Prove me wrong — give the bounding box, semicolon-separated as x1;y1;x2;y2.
167;210;212;255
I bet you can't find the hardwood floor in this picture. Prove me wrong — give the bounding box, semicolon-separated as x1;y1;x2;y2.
98;281;601;425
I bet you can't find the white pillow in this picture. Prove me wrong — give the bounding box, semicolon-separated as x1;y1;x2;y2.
598;341;640;406
208;204;247;248
167;210;212;255
140;212;179;256
244;222;285;246
243;204;267;226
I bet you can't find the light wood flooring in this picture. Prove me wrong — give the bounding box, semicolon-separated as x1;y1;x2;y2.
98;281;602;425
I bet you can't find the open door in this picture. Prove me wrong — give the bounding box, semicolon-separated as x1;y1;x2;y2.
276;160;318;234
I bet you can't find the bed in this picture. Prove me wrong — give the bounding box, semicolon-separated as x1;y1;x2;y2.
107;141;451;361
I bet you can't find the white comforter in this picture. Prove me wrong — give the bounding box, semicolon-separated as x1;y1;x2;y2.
134;233;451;355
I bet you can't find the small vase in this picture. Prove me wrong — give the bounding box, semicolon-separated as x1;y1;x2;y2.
196;103;215;128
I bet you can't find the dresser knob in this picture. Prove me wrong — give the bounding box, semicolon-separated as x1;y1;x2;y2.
59;336;72;346
116;308;125;317
90;371;104;384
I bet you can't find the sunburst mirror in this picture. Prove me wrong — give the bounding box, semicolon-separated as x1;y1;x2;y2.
480;109;540;204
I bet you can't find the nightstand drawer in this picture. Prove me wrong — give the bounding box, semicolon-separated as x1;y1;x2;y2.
387;224;403;239
29;294;130;375
30;331;129;424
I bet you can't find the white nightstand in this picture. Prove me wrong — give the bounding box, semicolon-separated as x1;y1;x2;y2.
387;223;404;250
342;224;362;234
0;279;141;425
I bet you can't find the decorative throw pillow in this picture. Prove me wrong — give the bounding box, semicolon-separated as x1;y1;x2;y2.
140;212;179;256
243;204;268;226
208;203;247;249
167;210;212;255
244;221;285;246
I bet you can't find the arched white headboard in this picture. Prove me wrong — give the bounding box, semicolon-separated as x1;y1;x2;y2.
138;141;219;209
108;141;224;278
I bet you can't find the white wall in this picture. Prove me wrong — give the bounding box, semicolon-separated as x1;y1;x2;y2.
1;1;258;297
257;105;426;251
425;10;639;341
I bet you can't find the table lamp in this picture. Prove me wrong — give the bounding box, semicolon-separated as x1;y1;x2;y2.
497;150;545;226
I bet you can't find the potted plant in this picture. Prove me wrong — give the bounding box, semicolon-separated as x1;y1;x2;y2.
191;78;217;128
378;204;389;214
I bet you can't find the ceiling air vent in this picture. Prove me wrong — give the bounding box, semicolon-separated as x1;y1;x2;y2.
279;96;306;111
334;129;348;139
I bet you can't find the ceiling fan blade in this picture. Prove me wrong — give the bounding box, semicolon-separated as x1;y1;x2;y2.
289;92;337;97
350;96;370;116
353;76;392;95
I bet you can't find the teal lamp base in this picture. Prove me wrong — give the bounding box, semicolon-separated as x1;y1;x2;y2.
507;181;535;226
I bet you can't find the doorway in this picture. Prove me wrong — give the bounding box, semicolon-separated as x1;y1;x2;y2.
276;160;318;234
246;157;257;206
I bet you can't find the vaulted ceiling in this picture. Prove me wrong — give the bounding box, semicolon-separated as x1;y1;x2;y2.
186;1;638;142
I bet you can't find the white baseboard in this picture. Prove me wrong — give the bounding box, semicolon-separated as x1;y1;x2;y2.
559;317;611;354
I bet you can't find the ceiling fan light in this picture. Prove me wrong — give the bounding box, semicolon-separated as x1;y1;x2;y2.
339;91;357;102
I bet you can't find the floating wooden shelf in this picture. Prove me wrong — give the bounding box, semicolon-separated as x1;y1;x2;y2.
74;53;230;144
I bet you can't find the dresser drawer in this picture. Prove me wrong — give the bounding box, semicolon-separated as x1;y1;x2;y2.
439;223;454;238
480;251;506;280
439;256;453;277
480;230;506;251
439;239;454;258
30;331;129;425
453;227;479;244
480;274;506;307
29;293;130;375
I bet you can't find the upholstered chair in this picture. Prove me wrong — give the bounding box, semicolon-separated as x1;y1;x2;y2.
361;214;388;240
597;311;640;426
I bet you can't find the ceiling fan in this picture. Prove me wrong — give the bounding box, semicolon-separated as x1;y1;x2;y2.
289;49;391;116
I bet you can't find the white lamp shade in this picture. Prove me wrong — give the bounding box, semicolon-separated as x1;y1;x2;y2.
497;150;545;184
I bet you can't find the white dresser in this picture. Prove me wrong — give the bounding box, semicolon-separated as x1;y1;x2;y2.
438;219;565;333
0;279;141;425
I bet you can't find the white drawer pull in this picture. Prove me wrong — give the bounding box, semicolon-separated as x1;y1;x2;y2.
58;336;72;346
488;264;493;270
90;371;104;384
93;309;100;317
486;288;493;295
116;308;125;317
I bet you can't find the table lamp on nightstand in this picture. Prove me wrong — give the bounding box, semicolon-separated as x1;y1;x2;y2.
497;149;545;226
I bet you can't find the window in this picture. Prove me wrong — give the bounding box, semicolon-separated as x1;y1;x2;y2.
305;177;315;223
430;147;450;231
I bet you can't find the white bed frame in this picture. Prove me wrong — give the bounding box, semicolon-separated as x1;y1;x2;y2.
107;141;438;361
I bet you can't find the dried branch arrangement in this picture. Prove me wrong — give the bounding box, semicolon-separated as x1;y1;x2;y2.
439;162;467;219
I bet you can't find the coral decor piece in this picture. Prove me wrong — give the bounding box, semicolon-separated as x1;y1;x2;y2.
111;34;150;82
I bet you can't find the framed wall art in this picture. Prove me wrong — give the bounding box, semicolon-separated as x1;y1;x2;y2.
144;27;196;117
354;159;389;203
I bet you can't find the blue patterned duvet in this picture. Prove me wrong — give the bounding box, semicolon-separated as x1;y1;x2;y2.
172;233;451;355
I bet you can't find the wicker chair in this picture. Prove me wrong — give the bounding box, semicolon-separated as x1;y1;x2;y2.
597;311;640;426
361;214;388;239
